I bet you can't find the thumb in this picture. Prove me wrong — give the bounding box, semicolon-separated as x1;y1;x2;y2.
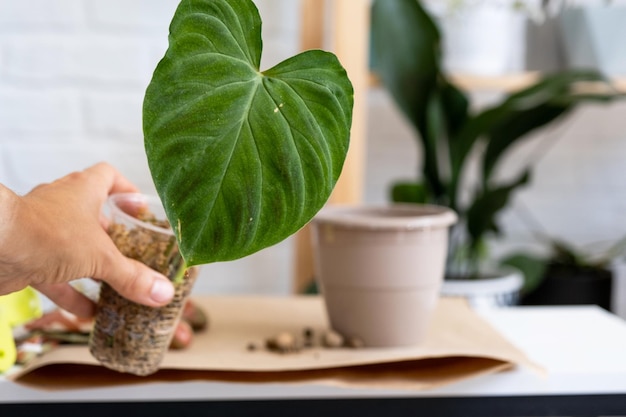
98;254;175;307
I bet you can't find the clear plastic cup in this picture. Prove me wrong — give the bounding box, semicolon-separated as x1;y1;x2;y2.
88;193;197;376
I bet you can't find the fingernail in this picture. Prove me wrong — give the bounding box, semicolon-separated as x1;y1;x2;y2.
150;276;175;304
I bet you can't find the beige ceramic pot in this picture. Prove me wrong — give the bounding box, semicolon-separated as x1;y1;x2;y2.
311;204;457;347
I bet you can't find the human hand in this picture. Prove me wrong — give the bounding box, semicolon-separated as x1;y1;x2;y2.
0;162;175;317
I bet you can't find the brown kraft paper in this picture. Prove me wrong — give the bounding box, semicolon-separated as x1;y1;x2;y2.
10;295;542;391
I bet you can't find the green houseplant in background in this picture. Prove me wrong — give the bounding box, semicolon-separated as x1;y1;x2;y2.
501;233;626;311
370;0;621;304
89;0;353;375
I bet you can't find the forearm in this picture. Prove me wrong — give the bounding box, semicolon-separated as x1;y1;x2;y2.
0;183;18;230
0;184;25;295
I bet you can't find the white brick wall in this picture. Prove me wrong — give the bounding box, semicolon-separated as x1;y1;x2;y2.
0;0;300;295
86;0;181;31
0;0;84;29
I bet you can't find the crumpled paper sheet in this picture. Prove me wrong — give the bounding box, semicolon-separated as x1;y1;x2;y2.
10;295;542;391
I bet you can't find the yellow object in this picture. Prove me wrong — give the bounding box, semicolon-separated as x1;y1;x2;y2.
0;287;43;372
0;320;16;373
0;287;42;327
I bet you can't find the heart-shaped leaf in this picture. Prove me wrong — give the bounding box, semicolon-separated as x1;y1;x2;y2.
143;0;353;267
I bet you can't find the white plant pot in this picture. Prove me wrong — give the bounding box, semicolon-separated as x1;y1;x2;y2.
441;269;524;309
310;204;457;347
425;1;528;76
558;6;626;76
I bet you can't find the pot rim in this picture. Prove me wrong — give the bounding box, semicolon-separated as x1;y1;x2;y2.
441;270;524;295
311;203;457;230
107;193;174;236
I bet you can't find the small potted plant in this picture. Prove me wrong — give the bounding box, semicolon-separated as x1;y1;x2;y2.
369;0;622;306
502;236;626;311
89;0;353;376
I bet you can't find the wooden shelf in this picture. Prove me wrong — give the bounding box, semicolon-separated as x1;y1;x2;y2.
449;72;541;92
452;72;626;93
370;71;626;93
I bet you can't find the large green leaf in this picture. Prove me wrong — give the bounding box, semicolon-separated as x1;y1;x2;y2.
466;170;531;246
500;253;547;294
439;80;470;140
390;181;428;204
481;70;615;181
371;0;444;197
143;0;353;266
370;0;441;131
450;69;617;191
482;104;569;183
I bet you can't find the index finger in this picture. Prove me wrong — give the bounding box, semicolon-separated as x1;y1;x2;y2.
83;162;140;196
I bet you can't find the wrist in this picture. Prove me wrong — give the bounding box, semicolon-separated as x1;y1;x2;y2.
0;184;19;242
0;184;23;294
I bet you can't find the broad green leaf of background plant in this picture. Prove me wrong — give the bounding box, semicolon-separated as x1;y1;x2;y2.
390;181;428;204
439;80;470;139
500;253;547;294
371;0;440;132
371;0;443;199
143;0;353;266
481;70;614;182
466;170;530;248
449;69;616;195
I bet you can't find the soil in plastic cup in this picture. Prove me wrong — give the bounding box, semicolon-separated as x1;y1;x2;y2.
89;193;197;376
